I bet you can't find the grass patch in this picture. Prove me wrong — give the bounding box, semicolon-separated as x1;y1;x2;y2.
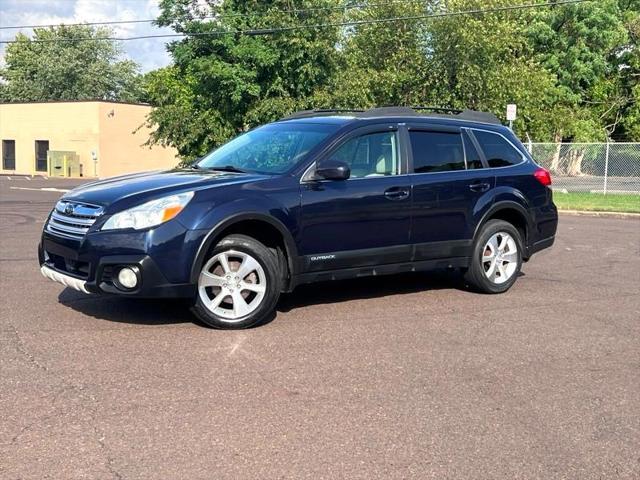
553;192;640;213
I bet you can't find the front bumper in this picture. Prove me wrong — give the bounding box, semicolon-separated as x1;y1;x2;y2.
38;226;202;298
41;265;90;294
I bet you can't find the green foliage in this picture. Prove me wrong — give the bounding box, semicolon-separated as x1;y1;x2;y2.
148;0;342;160
527;0;637;141
146;0;640;159
0;25;144;102
553;192;640;213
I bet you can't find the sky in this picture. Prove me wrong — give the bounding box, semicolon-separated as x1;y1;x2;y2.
0;0;175;72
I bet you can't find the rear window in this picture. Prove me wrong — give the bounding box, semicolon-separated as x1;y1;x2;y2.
409;131;465;173
474;130;523;168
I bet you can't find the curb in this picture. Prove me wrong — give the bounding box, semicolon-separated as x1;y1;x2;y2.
559;210;640;219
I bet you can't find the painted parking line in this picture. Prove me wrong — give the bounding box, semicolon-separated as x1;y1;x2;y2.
9;186;70;193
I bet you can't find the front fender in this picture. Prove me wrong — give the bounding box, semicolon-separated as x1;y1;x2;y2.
187;201;299;286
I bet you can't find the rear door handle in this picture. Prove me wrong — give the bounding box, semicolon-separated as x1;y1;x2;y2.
384;187;410;200
469;182;491;193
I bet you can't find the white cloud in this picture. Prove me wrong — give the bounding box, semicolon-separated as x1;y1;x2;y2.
0;0;173;72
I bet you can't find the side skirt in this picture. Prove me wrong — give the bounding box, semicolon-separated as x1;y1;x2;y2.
291;256;470;289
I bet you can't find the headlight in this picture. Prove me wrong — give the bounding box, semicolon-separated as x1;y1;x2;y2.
101;192;194;231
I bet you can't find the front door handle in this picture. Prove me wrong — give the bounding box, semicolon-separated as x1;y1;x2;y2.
384;187;410;200
469;182;491;193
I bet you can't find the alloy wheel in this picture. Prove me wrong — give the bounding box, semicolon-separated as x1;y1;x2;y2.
482;232;518;285
198;250;267;321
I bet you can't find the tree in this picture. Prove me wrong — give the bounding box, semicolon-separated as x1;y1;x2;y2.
416;0;559;141
0;25;144;102
527;0;635;142
147;0;638;159
616;0;640;140
147;0;343;160
317;1;432;109
328;0;557;141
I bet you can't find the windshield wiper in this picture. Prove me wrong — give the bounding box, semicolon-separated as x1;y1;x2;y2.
203;165;248;173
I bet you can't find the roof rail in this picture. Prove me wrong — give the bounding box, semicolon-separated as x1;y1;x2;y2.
280;109;365;120
280;106;502;125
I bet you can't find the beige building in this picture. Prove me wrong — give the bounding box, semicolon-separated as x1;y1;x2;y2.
0;100;179;178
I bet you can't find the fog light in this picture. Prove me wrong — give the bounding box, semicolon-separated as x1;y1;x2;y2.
117;267;139;289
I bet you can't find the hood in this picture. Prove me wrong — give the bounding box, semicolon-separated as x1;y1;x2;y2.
62;169;270;207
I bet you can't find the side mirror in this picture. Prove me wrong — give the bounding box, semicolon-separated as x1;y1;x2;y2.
315;160;350;181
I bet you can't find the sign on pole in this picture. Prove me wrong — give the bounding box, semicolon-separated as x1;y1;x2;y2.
506;104;517;129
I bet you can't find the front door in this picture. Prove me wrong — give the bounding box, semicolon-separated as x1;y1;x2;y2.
299;125;412;272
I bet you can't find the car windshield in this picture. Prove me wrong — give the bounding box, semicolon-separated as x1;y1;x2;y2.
197;123;339;174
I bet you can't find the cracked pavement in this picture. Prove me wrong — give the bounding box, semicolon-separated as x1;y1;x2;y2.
1;177;639;479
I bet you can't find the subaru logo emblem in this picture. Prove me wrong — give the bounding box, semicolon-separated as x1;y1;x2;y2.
63;203;74;215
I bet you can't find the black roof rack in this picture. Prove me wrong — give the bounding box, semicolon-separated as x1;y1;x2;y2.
280;106;501;125
281;108;365;120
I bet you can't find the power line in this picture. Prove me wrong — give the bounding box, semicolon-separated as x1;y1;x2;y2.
0;1;427;30
0;0;591;44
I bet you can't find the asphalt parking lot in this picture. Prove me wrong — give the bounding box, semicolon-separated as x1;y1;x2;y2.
1;176;639;479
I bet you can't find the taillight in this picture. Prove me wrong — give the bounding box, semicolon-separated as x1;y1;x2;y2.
533;167;552;186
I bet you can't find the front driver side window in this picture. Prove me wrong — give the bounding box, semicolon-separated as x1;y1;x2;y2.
331;131;399;178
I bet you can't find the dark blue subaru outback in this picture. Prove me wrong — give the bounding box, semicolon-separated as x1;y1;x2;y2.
39;107;557;329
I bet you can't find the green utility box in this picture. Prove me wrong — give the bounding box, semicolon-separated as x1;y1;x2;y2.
47;151;82;177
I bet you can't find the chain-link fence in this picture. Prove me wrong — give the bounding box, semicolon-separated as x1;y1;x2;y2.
528;143;640;195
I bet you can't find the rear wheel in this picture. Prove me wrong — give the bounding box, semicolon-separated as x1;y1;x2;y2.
191;234;281;329
465;220;523;294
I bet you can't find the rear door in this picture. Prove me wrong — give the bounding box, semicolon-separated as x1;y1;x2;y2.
299;124;412;272
407;125;495;260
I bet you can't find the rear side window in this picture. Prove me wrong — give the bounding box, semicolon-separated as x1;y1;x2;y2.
473;130;523;168
409;131;465;173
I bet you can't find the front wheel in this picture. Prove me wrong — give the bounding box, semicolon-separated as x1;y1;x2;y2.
191;234;281;329
465;220;523;294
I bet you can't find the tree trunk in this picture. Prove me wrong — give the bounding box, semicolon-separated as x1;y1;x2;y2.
566;149;585;176
549;133;562;173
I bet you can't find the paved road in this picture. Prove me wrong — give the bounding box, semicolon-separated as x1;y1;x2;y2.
552;175;640;193
1;177;639;479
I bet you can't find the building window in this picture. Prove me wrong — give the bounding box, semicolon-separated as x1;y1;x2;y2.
2;140;16;170
35;140;49;172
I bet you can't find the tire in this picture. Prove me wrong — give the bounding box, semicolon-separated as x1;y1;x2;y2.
191;234;282;329
464;219;523;294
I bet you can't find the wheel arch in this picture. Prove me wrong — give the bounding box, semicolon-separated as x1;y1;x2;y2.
190;213;298;290
474;201;531;249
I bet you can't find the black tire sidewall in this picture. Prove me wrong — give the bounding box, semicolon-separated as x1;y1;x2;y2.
191;234;281;329
467;220;523;294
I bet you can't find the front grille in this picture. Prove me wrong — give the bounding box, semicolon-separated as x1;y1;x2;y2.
46;201;104;240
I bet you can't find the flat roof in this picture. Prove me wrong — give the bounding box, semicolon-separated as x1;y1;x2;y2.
0;99;151;107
